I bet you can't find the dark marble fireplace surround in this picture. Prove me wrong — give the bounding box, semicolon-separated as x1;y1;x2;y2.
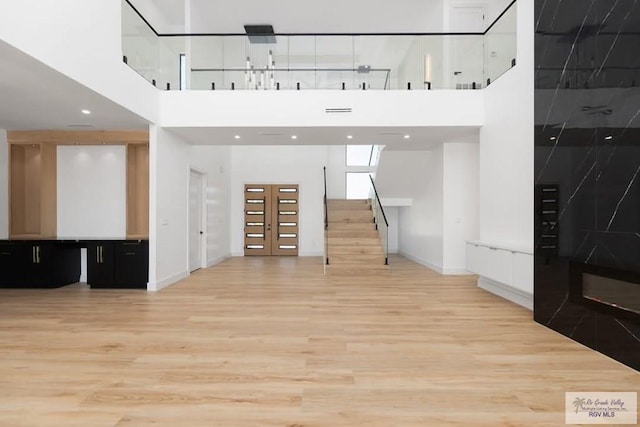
535;0;640;370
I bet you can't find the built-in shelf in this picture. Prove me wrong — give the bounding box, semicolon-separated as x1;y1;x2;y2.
9;142;57;238
7;130;149;240
127;143;149;239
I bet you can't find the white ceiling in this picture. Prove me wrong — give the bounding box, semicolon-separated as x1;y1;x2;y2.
130;0;446;34
166;125;479;149
0;40;149;131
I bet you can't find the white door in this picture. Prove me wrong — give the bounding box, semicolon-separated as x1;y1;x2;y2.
450;5;487;32
189;171;204;272
449;4;487;88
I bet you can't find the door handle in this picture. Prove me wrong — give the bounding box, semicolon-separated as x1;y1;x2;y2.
262;196;266;240
276;197;280;240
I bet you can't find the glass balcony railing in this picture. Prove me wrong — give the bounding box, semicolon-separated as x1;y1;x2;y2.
122;0;517;91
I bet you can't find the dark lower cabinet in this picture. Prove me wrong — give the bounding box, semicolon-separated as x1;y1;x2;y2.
0;239;146;290
114;241;149;289
87;240;148;289
87;242;115;287
0;241;81;288
0;241;27;287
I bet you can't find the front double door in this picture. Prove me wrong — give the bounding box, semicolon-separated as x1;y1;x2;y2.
244;184;299;256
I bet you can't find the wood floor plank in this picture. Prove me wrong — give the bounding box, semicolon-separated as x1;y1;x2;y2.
0;255;637;426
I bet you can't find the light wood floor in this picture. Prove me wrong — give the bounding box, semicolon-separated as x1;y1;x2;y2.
0;256;637;426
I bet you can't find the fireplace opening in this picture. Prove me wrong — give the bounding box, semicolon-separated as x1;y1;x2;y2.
569;262;640;320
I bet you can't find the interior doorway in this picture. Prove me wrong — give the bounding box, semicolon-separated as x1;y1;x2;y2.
244;184;299;256
447;3;488;88
189;170;205;271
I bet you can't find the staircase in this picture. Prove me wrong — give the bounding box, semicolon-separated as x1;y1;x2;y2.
324;199;389;274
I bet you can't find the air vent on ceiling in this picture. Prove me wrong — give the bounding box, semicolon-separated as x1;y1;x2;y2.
325;108;352;113
259;133;284;136
379;132;402;135
67;124;94;128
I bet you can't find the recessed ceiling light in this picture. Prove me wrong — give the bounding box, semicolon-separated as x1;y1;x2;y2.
404;135;410;139
291;135;297;140
81;109;91;115
605;135;613;140
234;135;240;140
550;136;557;141
347;135;353;139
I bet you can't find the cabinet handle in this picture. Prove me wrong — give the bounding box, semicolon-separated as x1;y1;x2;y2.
97;247;100;264
32;246;36;263
100;246;104;263
125;252;136;256
36;246;40;264
0;252;10;256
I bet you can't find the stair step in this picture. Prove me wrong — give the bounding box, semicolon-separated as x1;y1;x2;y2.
328;223;377;230
327;237;381;246
326;229;379;238
325;264;390;275
328;254;387;264
328;245;384;255
327;199;371;206
327;199;371;210
328;210;374;223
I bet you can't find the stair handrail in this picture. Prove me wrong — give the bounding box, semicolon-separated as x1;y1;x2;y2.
369;174;389;265
323;166;329;265
368;175;388;227
323;166;328;230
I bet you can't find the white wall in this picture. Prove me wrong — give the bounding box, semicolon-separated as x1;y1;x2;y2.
376;149;444;270
385;207;399;254
57;146;127;239
160;90;484;128
0;129;7;239
0;0;157;122
149;126;191;290
478;0;533;250
189;146;232;265
476;0;534;300
442;142;479;272
230;145;340;256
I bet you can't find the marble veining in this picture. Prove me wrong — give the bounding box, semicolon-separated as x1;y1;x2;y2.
615;319;640;343
606;164;640;230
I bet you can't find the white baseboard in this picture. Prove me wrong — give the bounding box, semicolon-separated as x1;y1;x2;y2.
207;255;230;268
442;268;474;275
398;251;443;274
477;276;533;310
147;270;189;292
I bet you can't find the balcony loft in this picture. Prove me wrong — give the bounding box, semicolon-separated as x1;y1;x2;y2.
122;0;517;92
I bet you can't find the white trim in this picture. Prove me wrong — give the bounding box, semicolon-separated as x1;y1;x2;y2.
477;275;533;310
442;268;474;275
399;251;443;274
466;240;533;255
207;255;230;268
147;269;189;292
398;251;473;275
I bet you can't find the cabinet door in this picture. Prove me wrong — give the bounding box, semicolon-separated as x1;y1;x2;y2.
114;241;148;289
87;242;115;287
24;242;54;288
0;241;27;287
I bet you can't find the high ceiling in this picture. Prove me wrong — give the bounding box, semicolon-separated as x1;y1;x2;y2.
0;40;149;131
128;0;513;34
